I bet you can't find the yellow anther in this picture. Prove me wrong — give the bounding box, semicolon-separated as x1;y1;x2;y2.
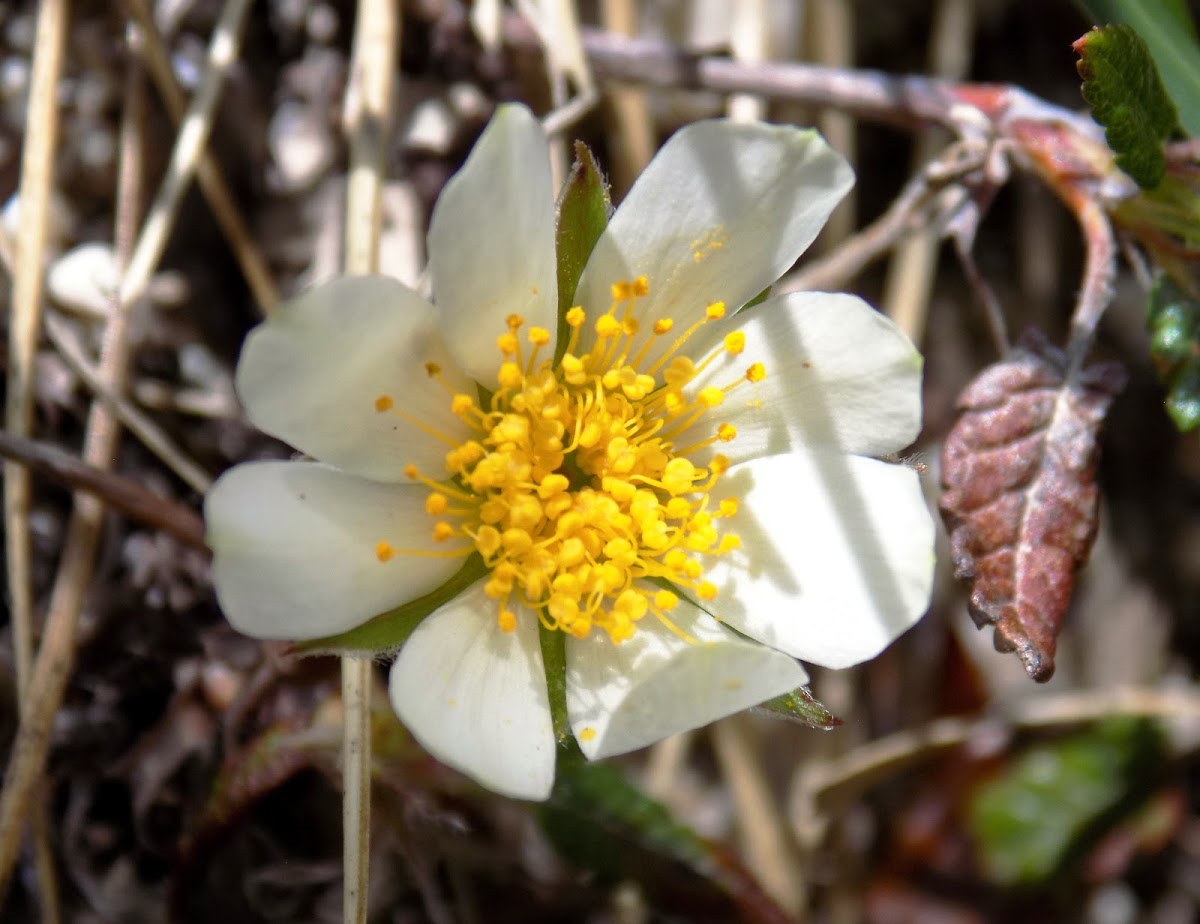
425;493;449;515
451;394;474;415
374;394;394;412
506;313;525;329
529;327;551;346
654;589;679;610
537;473;569;497
375;541;394;562
710;454;731;474
595;314;622;338
746;362;766;383
653;318;674;335
497;332;519;355
723;332;746;355
403;464;419;479
424;362;441;377
432;522;457;542
718;534;742;553
498;609;517;633
579;726;597;742
698;386;725;408
662;457;698;495
697;581;717;601
498;361;523;389
633;276;649;296
717;423;737;442
718;498;739;517
566;306;586;327
705;301;726;320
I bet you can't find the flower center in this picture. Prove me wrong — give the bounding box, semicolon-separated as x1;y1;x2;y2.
380;278;766;643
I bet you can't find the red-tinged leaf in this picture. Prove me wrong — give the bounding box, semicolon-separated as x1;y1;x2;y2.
939;333;1125;681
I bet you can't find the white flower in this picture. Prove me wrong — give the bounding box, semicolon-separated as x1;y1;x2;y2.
205;105;934;801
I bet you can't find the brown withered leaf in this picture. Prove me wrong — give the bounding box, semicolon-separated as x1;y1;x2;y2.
939;333;1125;681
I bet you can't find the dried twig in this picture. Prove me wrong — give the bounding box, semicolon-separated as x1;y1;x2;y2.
0;432;207;550
791;684;1200;842
880;0;975;343
119;0;279;315
43;312;215;495
0;1;253;891
777;139;986;295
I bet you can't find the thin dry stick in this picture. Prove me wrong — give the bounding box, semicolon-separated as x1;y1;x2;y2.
341;1;398;920
712;718;803;914
808;0;857;247
1;0;68;913
0;3;250;889
118;0;254;307
727;0;768;124
776;140;983;294
0;432;207;550
880;0;974;344
120;0;279;315
43;312;214;494
4;0;67;733
599;0;655;195
791;684;1200;829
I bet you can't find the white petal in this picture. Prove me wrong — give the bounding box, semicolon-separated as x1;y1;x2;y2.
573;121;851;360
703;452;935;669
237;275;474;482
389;582;555;800
428;104;558;382
205;461;469;639
676;292;923;464
565;596;807;760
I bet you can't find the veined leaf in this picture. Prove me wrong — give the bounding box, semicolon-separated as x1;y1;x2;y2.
1078;0;1200;136
1074;24;1180;188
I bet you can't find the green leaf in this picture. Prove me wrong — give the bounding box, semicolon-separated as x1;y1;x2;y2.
539;760;791;921
1146;274;1200;431
1078;0;1200;137
554;141;611;359
1166;357;1200;430
1075;24;1180;188
753;686;843;730
292;553;489;656
968;718;1165;887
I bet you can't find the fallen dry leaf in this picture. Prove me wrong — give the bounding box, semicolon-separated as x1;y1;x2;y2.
939;333;1125;681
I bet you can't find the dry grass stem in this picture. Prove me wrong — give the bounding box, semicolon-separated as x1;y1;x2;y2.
341;0;399;920
1;0;70;912
120;0;279;315
880;0;975;344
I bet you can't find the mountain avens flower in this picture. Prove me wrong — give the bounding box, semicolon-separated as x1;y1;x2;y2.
206;105;934;800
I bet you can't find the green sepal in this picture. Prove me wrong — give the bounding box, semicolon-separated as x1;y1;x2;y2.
1079;0;1200;136
1145;274;1200;431
1075;23;1181;188
554;140;611;361
753;686;843;730
291;553;489;656
538;621;572;743
967;717;1165;887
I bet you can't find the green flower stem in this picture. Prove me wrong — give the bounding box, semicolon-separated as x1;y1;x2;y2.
341;1;398;922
